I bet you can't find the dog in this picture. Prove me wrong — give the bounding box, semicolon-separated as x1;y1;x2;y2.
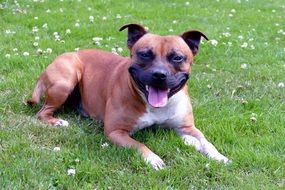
27;23;230;170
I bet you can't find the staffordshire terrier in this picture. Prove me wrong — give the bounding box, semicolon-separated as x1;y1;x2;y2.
27;24;230;169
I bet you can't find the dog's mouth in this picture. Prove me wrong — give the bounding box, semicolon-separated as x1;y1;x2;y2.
129;66;189;108
146;86;169;108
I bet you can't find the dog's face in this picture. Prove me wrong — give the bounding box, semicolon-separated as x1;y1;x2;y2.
120;24;208;108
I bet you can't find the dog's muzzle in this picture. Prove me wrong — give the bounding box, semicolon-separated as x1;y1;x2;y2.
129;65;189;108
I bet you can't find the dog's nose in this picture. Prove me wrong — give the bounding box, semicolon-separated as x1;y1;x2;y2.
152;70;167;81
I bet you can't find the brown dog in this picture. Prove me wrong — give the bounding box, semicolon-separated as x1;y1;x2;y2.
27;24;230;169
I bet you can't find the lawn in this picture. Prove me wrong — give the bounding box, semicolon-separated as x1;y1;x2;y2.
0;0;284;189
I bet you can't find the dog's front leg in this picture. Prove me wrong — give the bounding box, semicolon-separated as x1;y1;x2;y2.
176;125;230;164
106;129;165;170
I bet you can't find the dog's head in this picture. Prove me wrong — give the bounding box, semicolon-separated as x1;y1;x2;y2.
120;23;208;108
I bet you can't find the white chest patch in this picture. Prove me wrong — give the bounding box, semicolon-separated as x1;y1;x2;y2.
130;91;191;135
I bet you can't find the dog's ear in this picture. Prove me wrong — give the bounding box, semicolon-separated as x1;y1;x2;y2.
119;23;148;49
181;30;208;56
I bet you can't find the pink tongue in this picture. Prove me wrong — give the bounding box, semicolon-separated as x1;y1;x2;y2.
148;87;168;108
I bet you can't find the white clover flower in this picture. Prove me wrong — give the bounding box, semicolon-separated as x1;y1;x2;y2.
272;9;276;13
37;48;43;54
222;32;231;37
65;29;71;34
74;47;80;51
75;23;80;27
75;158;80;163
250;116;257;122
172;20;177;24
209;39;218;46
34;16;38;20
102;16;107;20
116;14;122;19
228;13;233;17
144;26;149;31
227;42;232;46
54;34;60;41
35;36;40;41
59;8;63;12
185;2;190;5
23;52;30;56
46;9;51;13
32;26;39;33
67;168;76;176
101;142;109;148
5;54;11;58
92;37;103;42
241;42;248;48
53;147;60;152
238;35;243;39
205;163;210;169
42;23;48;29
94;41;101;46
89;15;94;22
250;45;255;49
168;29;174;32
250;113;257;122
13;48;18;52
277;82;285;88
46;48;52;54
240;64;248;69
117;47;123;52
230;9;236;13
33;42;39;47
87;7;91;11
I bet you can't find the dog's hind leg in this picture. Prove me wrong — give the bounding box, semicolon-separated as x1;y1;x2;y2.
37;81;76;127
27;79;43;105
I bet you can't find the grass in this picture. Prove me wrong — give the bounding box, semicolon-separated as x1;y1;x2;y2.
0;0;284;189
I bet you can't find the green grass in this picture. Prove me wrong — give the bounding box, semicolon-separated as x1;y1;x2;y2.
1;0;284;189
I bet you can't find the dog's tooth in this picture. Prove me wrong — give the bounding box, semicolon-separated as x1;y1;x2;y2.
146;85;149;91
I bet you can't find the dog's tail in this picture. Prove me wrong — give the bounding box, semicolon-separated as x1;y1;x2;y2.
27;78;43;106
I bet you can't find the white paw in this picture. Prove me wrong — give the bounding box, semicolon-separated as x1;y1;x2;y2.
182;134;202;150
54;119;69;127
200;138;231;164
144;152;165;170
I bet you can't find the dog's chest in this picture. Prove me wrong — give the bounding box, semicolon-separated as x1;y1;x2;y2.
130;91;190;134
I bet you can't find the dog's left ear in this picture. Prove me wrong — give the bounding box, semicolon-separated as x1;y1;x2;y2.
181;30;208;56
119;23;148;49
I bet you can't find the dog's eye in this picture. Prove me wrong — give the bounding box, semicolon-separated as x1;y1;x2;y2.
171;55;185;63
137;51;154;61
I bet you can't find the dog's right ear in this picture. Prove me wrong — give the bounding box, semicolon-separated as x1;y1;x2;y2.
119;24;148;49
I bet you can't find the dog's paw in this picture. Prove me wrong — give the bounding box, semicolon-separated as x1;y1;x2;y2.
54;119;69;127
144;152;165;170
199;138;231;164
182;134;202;150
